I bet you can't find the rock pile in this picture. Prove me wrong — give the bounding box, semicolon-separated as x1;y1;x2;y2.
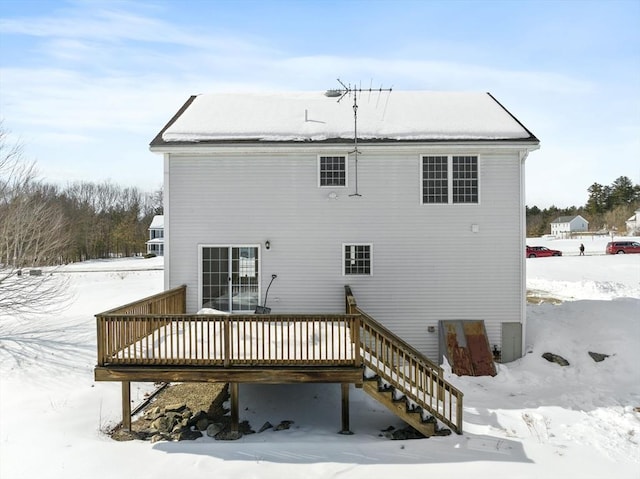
144;403;225;443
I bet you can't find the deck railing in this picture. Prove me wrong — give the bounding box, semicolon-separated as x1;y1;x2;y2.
97;312;360;368
345;286;463;434
98;284;187;316
96;285;187;365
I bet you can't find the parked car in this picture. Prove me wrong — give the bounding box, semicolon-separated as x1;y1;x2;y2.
606;241;640;254
526;246;562;258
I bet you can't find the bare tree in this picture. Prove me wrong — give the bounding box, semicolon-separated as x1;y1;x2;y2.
0;123;70;316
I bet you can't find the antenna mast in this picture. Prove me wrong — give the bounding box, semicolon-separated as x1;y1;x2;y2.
325;79;392;197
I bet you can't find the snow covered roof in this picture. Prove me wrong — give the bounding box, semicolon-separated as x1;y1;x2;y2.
551;215;588;224
149;215;164;229
150;91;538;146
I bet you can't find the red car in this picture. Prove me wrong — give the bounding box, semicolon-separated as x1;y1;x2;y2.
526;246;562;258
606;241;640;254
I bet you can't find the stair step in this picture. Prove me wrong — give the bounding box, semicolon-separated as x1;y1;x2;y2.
362;381;436;437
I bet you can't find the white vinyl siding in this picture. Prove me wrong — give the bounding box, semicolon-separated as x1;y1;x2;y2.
166;147;524;361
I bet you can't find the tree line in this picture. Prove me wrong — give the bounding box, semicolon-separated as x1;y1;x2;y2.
526;176;640;237
0;124;161;270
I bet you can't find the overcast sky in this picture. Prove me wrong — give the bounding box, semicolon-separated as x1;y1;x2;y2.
1;0;638;208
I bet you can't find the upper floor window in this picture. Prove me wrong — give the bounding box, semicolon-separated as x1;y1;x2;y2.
422;155;478;204
150;229;164;240
319;156;347;187
343;244;372;276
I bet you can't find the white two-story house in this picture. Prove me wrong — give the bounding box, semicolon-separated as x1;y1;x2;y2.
149;91;539;363
145;214;164;256
550;215;589;238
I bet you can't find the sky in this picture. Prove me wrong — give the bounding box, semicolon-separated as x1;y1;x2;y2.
0;0;639;208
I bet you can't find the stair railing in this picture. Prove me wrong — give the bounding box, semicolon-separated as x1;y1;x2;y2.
345;286;463;434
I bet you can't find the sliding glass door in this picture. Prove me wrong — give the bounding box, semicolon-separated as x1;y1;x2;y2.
201;246;259;312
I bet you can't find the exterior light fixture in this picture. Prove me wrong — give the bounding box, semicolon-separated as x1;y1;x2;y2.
265;240;270;250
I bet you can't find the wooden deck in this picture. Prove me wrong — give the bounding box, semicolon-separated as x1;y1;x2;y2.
94;285;463;435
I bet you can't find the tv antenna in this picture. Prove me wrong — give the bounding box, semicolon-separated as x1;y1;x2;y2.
325;79;392;197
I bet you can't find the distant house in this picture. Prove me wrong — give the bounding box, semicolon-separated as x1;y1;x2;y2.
145;214;164;256
626;208;640;235
550;215;589;238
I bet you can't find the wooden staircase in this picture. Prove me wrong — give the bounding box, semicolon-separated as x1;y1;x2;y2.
346;286;464;436
362;376;438;437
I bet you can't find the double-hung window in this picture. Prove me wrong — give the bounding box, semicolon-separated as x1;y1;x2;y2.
422;155;478;204
343;244;372;276
319;155;347;187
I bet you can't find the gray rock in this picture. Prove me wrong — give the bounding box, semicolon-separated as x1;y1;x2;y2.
206;423;222;437
434;427;452;436
196;418;210;431
164;412;181;424
215;430;243;441
388;427;425;440
274;420;294;431
144;406;162;420
187;410;208;428
151;416;173;433
258;421;273;433
165;403;187;413
588;351;610;362
239;420;255;435
150;433;170;443
172;429;203;441
542;352;570;366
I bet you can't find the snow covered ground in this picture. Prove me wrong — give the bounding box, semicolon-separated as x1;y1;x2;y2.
0;240;638;479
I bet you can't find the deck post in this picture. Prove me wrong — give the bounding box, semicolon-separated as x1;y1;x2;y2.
456;393;464;434
353;315;361;367
230;382;239;433
224;318;231;367
122;381;131;431
339;383;353;435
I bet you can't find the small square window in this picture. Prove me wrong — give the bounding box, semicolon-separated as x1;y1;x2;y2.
319;156;346;187
344;244;372;275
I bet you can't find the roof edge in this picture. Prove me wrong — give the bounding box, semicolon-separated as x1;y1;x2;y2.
485;92;539;144
150;136;541;150
149;95;198;148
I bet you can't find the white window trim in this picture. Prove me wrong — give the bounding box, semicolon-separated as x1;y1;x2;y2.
419;154;481;205
341;243;373;276
317;154;348;188
198;244;262;314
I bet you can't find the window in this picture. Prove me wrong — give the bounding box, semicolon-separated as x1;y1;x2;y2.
422;155;479;204
319;155;347;187
422;156;448;203
452;156;478;203
343;244;372;275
